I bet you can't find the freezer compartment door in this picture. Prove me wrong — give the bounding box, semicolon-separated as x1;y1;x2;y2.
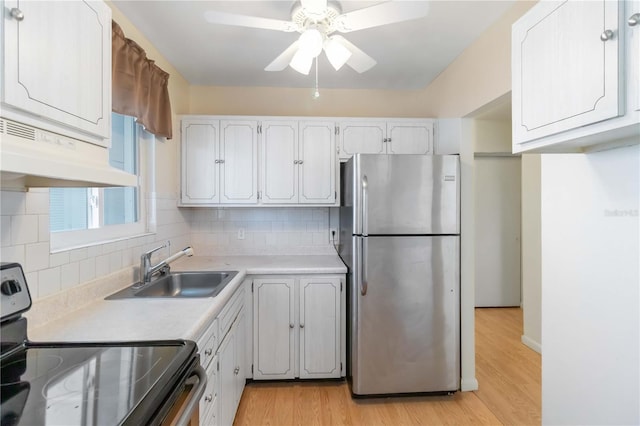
356;154;459;235
351;236;460;395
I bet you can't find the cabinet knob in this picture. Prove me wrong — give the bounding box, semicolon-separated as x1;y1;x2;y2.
234;366;240;375
214;159;220;164
293;160;298;164
300;323;305;328
204;348;213;356
219;159;225;164
205;394;213;402
629;13;640;27
298;160;303;165
600;29;614;41
289;323;294;328
10;8;24;21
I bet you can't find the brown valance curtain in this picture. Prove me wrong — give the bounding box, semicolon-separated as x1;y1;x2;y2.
112;21;172;139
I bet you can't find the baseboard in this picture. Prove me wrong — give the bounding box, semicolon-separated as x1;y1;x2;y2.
460;377;479;392
521;335;542;354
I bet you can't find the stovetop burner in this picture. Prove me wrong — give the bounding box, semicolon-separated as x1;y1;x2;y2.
0;262;200;426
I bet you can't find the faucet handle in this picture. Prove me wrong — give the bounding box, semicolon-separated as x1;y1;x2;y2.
143;241;170;258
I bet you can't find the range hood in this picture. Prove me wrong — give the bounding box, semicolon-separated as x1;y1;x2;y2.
0;118;138;189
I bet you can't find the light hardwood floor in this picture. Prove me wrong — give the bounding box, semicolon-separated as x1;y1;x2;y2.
234;308;541;425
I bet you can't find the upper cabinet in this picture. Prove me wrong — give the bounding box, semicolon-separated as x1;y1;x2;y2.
181;118;258;205
261;120;337;205
512;0;640;153
338;119;433;160
1;0;111;145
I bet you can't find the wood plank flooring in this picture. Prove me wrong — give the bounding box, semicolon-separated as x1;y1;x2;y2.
234;308;541;425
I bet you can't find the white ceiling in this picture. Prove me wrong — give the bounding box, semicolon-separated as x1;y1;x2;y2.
112;1;514;90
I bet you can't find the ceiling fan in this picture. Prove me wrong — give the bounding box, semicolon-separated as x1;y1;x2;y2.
204;0;430;75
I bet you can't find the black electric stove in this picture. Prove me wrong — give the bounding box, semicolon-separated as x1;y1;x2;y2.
0;263;202;426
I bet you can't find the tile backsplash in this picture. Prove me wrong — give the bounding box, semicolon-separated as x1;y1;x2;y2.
0;189;191;301
190;207;334;255
1;188;338;303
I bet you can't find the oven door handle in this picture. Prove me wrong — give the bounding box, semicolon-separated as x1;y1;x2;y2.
174;365;207;426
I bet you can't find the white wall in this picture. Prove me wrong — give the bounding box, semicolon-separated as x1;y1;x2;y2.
521;154;541;352
541;145;639;424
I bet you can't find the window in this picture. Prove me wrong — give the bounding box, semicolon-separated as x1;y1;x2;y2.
50;113;151;250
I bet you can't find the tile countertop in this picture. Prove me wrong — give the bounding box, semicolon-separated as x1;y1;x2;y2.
28;254;347;344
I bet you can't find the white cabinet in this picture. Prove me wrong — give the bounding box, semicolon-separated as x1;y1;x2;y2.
261;120;337;205
181;118;258;205
338;120;433;160
196;282;247;426
1;0;111;144
252;276;343;380
512;0;640;152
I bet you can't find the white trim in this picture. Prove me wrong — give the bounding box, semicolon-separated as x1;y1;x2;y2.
521;335;542;354
460;377;479;392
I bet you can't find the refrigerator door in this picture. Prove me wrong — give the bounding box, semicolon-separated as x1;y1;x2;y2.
351;235;460;395
355;154;460;235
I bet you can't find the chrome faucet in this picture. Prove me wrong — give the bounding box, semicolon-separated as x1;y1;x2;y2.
136;241;194;287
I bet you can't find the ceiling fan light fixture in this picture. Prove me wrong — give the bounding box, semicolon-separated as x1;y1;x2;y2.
290;49;314;74
298;28;324;58
323;37;352;71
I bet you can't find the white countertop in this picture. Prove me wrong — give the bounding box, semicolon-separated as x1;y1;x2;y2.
29;254;346;344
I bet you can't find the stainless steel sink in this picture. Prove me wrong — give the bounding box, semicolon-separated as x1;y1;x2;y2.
106;271;238;299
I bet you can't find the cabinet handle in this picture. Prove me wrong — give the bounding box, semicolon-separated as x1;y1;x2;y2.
629;13;640;26
204;348;212;356
300;323;305;328
289;323;294;328
234;366;240;375
600;29;614;41
205;394;213;403
10;8;24;21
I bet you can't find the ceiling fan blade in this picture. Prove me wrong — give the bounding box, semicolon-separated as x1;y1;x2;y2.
333;1;430;33
331;36;377;73
265;41;301;72
204;10;298;32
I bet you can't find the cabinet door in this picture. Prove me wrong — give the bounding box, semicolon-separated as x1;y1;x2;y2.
299;277;341;379
299;121;336;204
512;0;623;144
181;120;219;204
233;310;246;409
339;121;386;160
253;278;295;379
261;121;298;204
387;121;433;155
629;0;640;113
2;0;111;140
220;120;258;204
218;328;236;426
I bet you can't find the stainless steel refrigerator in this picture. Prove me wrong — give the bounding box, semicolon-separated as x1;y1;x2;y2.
339;154;460;396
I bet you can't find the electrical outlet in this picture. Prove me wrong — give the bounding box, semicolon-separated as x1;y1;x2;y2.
237;228;245;240
329;228;337;242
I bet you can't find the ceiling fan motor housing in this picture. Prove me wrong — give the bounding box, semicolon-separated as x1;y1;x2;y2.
291;1;342;34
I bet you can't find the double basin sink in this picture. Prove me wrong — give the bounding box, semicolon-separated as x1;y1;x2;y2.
107;271;238;299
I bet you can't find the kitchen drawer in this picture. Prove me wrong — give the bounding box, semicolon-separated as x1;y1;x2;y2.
197;318;219;370
199;354;218;425
219;287;245;338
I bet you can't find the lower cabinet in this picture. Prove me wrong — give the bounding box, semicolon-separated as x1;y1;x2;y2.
197;281;247;426
218;308;246;426
252;276;343;380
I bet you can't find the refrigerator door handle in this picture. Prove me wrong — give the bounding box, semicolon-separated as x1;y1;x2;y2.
362;175;368;237
361;237;368;296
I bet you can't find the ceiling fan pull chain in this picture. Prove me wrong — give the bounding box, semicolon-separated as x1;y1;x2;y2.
313;57;320;99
